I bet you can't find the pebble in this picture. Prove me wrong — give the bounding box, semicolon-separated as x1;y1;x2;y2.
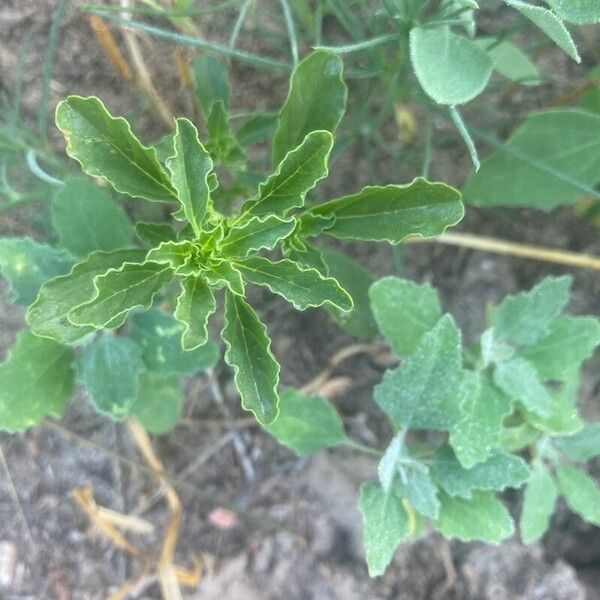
0;541;16;588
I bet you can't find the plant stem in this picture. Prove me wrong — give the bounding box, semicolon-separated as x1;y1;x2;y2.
344;439;383;457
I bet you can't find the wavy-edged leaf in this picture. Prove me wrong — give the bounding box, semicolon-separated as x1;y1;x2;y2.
221;216;296;258
146;240;195;269
556;465;600;525
203;260;244;295
520;463;557;543
174;275;216;350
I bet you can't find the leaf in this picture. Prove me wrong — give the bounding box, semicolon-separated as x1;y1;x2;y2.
221;216;296;258
409;26;493;104
320;249;378;339
135;222;178;246
55;96;176;201
358;482;410;577
545;0;600;23
146;240;195;269
489;276;572;346
192;55;230;115
165;118;213;235
556;465;600;525
555;424;600;462
521;316;600;381
241;130;333;218
222;291;280;424
493;357;552;417
435;491;514;543
237;113;277;146
27;249;145;344
369;276;442;357
68;261;174;328
263;387;347;455
394;468;440;520
506;0;580;62
0;238;73;306
203;260;245;295
374;315;464;430
77;334;145;421
52;177;133;257
429;446;530;499
450;372;512;468
464;110;600;209
174;276;216;350
234;256;353;311
131;309;218;375
475;37;540;85
0;331;74;432
520;463;558;543
130;372;183;435
272;50;346;166
378;432;408;493
308;179;463;243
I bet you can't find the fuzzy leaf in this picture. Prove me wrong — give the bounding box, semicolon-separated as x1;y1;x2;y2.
544;0;600;24
174;276;216;350
520;463;557;543
221;216;296;258
556;465;600;525
222;291;279;424
55;96;176;201
309;179;463;243
394;468;440;520
555;424;600;462
0;331;74;432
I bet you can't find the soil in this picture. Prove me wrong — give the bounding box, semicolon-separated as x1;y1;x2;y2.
1;1;599;599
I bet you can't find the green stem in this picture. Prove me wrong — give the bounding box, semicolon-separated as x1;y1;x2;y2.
344;439;383;457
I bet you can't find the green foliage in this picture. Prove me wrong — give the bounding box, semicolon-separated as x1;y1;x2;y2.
520;463;557;543
556;465;600;525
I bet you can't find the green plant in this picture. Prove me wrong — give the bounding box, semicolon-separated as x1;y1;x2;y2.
266;274;600;575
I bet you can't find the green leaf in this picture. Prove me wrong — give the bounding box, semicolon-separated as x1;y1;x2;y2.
0;331;74;432
555;424;600;462
241;130;333;218
55;96;176;201
77;333;145;420
174;276;216;350
358;482;410;577
435;491;514;543
320;249;378;340
521;316;600;381
475;37;540;85
222;291;280;424
27;249;145;344
131;308;218;375
165;118;213;235
263;387;347;455
68;261;174;328
489;276;571;346
203;260;244;295
394;468;440;520
520;463;558;543
146;240;195;269
369;276;442;357
130;372;183;435
272;50;346;166
234;256;353;311
464;110;600;209
556;465;600;525
500;422;541;453
409;27;493;105
221;216;296;258
52;177;133;257
506;0;580;62
135;222;178;247
237;113;277;146
374;315;464;430
493;358;552;417
544;0;600;24
192;55;230;115
308;179;463;243
429;446;530;499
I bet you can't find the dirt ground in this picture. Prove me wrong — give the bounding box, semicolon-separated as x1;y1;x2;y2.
1;1;600;599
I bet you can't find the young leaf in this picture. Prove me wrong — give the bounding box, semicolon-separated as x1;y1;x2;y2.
358;482;410;577
489;276;571;346
0;331;74;432
77;334;145;421
0;238;73;306
555;424;600;462
165;118;213;235
272;50;346;165
146;240;196;269
130;372;183;435
378;432;407;493
131;309;218;375
369;276;442;357
136;222;178;247
234;256;353;311
27;249;145;344
222;291;280;424
505;0;580;62
429;446;530;499
435;491;514;543
174;276;216;350
192;55;230;115
520;463;558;543
221;216;296;258
544;0;600;24
263;387;347;455
493;357;552;417
203;260;245;295
409;27;493;105
68;261;174;328
374;315;464;430
556;465;600;525
394;468;440;520
308;179;463;243
55;96;176;201
241;130;333;218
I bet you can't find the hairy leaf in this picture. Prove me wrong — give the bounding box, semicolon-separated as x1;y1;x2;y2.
520;464;557;543
544;0;600;24
174;276;216;350
221;216;296;258
556;465;600;525
394;468;440;520
555;424;600;462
